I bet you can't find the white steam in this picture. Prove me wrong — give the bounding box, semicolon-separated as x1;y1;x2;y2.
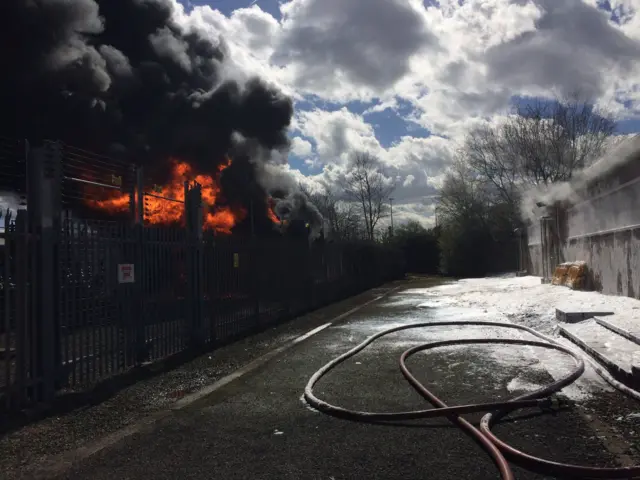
520;134;640;231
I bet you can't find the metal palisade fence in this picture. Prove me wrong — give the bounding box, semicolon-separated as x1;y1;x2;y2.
0;140;404;412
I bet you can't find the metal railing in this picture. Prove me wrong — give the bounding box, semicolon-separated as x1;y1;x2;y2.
0;211;42;409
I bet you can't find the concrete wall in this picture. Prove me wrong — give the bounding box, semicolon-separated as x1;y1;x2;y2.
527;159;640;298
526;221;543;277
564;229;640;297
527;244;543;277
566;178;640;239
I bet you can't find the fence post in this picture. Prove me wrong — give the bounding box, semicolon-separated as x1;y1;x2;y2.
516;229;525;273
185;182;203;348
129;167;146;365
134;166;143;225
540;216;554;283
252;238;261;329
27;141;62;404
322;244;329;305
134;222;146;364
306;242;315;310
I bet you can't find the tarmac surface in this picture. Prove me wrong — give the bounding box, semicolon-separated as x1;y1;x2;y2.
50;278;636;480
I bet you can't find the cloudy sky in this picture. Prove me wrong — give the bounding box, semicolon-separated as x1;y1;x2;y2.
174;0;640;226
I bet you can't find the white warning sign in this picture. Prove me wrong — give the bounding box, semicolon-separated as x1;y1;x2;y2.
118;264;135;284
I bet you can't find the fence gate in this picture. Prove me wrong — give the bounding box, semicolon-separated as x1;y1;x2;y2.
58;218;132;387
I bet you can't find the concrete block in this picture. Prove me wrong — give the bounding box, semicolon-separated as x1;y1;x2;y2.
560;320;640;388
596;316;640;346
556;308;614;323
632;353;640;382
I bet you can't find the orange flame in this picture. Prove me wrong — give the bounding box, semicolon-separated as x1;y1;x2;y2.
267;198;280;224
267;208;279;224
88;158;247;234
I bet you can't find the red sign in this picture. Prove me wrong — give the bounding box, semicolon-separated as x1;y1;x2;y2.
118;264;135;284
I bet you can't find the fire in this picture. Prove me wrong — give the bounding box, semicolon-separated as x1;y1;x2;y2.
267;198;280;224
88;158;247;234
267;208;279;224
92;194;131;213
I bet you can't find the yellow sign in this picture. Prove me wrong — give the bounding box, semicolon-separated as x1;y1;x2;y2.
233;253;239;268
111;174;123;187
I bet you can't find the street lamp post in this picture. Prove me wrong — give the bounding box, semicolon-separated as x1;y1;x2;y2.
389;197;394;237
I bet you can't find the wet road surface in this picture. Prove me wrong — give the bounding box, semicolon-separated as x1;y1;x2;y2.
55;281;629;479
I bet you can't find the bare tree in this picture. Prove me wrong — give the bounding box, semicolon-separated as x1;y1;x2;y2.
330;200;363;241
462;95;616;220
437;158;490;224
341;152;395;241
464;125;519;208
298;184;363;241
503;95;615;185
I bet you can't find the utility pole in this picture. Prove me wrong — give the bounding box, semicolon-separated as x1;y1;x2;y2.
389;197;394;237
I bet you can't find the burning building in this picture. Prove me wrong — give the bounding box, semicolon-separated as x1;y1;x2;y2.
89;158;251;234
0;0;320;237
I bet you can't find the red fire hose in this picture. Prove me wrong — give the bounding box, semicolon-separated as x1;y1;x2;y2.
304;321;640;479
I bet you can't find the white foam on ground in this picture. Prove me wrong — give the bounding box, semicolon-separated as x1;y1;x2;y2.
423;276;624;400
338;276;631;401
430;276;640;328
507;376;546;394
417;297;456;308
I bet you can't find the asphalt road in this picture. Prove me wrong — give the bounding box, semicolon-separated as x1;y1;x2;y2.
56;281;629;480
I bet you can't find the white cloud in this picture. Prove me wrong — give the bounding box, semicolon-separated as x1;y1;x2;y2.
483;1;640;100
290;136;313;157
403;174;415;187
167;0;640;225
291;107;452;225
173;0;640;121
394;201;438;228
294;107;382;163
171;3;294;95
272;0;439;101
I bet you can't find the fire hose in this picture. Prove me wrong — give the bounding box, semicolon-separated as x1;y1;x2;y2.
304;321;640;479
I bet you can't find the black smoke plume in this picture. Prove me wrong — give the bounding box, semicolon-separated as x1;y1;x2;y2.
0;0;306;234
274;192;324;240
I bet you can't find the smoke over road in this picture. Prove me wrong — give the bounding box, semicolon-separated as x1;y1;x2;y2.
0;0;318;235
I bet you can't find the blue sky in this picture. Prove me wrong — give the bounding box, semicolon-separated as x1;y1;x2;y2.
184;0;281;17
175;0;640;224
